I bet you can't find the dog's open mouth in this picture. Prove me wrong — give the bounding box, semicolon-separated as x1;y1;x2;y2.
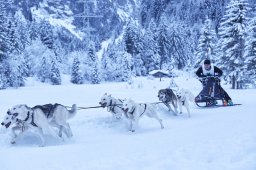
4;122;11;128
122;108;129;113
100;102;107;108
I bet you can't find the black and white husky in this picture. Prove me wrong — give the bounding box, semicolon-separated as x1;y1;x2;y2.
1;103;76;146
121;99;164;132
99;93;125;119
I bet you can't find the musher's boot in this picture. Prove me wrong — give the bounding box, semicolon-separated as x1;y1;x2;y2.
228;100;233;106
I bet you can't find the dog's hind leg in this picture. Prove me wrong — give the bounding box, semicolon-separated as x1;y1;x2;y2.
62;123;73;138
178;101;183;114
153;115;164;129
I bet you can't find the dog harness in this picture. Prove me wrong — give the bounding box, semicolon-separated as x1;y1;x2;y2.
107;99;123;115
23;111;38;127
129;104;147;117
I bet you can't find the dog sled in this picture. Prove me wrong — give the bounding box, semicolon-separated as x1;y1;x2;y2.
194;76;241;107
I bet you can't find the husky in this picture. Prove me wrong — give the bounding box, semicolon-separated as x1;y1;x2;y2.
99;93;125;119
35;103;77;138
1;104;60;146
158;88;178;115
1;103;76;146
1;111;27;144
175;88;195;117
121;99;164;132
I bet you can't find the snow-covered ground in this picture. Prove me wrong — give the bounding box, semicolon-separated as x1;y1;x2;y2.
0;74;256;170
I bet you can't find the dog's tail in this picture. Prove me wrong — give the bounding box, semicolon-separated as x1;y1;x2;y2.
68;104;77;119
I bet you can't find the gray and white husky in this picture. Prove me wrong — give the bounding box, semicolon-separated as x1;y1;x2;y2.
1;103;76;146
158;88;178;115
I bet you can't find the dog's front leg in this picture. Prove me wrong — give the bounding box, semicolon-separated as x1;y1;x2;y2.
130;119;138;132
10;126;22;144
185;103;191;118
128;119;134;132
178;101;183;114
164;103;175;115
36;128;46;147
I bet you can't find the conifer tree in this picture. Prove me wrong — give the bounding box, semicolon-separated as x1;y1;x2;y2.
244;8;256;86
195;18;218;67
71;56;83;84
50;59;61;85
87;41;100;84
218;0;249;87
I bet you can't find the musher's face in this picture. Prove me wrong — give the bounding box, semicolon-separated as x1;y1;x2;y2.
204;64;211;70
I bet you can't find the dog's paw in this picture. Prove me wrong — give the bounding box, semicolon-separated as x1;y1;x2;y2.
10;141;16;144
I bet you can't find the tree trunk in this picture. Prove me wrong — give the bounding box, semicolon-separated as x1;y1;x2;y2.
231;75;236;89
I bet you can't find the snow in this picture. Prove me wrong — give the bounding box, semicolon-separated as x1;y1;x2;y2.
0;75;256;170
30;2;83;39
149;70;170;75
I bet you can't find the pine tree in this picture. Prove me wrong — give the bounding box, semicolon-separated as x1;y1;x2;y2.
218;0;249;88
87;41;100;84
101;42;132;82
195;18;218;67
244;8;256;87
71;56;83;84
168;22;191;69
0;1;9;60
49;59;61;85
37;56;51;83
142;20;160;72
8;54;25;88
40;20;55;50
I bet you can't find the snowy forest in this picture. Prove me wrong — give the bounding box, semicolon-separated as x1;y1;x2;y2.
0;0;256;89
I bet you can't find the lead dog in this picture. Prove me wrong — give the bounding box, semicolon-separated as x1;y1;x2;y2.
121;99;164;132
1;104;60;146
175;88;195;117
99;93;124;119
1;103;76;146
158;88;178;115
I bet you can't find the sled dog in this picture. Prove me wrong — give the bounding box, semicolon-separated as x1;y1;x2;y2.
1;104;60;146
99;93;125;119
35;103;77;138
175;88;195;117
1;103;76;146
121;99;164;132
158;88;178;115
